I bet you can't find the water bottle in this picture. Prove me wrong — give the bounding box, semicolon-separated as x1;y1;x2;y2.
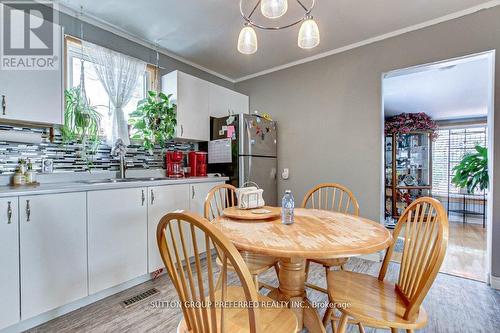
281;190;295;225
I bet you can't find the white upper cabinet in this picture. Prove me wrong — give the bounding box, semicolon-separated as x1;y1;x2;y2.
19;193;87;320
162;71;210;141
87;188;148;294
209;83;249;118
0;12;63;125
0;198;19;330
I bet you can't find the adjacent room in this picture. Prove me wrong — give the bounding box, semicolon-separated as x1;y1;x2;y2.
1;1;500;333
382;52;494;283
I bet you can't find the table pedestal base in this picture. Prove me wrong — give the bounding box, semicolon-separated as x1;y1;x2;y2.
268;258;326;333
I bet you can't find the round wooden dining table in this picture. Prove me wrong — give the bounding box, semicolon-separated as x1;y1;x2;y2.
214;208;392;333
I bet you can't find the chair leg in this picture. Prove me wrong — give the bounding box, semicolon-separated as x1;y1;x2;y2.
357;322;366;333
340;264;345;271
215;271;223;290
406;330;415;333
391;328;398;333
252;274;259;292
337;313;349;333
304;260;310;282
321;266;335;330
274;262;280;276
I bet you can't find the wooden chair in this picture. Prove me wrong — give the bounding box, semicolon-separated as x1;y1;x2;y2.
301;183;361;329
157;211;298;333
204;184;278;292
328;197;449;333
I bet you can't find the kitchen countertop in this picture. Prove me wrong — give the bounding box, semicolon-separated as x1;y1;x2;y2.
0;176;228;198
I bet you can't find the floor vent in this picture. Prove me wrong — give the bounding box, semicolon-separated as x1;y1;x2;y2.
122;288;160;308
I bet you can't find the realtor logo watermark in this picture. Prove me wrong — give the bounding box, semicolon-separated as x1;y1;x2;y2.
1;1;59;70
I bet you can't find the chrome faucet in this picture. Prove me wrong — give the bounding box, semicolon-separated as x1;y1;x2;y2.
112;139;128;179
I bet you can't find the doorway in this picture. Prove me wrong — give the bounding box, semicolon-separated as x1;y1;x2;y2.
380;51;495;283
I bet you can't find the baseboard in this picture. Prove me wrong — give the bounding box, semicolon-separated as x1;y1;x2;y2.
0;274;154;333
490;274;500;290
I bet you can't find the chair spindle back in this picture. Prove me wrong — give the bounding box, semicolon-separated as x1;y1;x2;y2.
157;211;261;333
301;183;360;216
379;197;449;320
204;184;238;222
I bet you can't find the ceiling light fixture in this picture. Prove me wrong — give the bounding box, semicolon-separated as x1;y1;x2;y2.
238;0;319;54
261;0;288;19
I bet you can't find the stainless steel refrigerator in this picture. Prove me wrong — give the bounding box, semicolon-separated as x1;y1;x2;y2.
209;114;278;205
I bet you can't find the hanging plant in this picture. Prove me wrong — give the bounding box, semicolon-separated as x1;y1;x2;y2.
452;145;489;193
128;91;177;154
60;87;102;165
385;112;438;140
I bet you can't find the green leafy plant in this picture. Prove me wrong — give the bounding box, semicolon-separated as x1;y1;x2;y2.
129;91;177;154
451;145;489;193
60;87;102;164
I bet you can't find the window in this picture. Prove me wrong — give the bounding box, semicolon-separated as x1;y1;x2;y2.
65;37;157;138
432;125;488;196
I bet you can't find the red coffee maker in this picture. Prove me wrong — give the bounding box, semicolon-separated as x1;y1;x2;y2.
166;151;184;178
188;151;208;177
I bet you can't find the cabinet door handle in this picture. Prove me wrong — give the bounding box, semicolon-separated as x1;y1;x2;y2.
192;186;195;199
1;95;5;115
180;125;184;137
150;189;155;205
7;201;12;224
26;200;31;222
141;190;145;206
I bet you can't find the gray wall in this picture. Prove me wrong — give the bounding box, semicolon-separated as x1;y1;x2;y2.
236;6;500;278
58;11;234;89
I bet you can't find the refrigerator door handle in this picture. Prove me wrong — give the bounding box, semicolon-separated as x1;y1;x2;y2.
245;118;252;156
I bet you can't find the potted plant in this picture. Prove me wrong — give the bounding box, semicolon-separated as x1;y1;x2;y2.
451;145;489;193
60;87;102;166
128;91;177;154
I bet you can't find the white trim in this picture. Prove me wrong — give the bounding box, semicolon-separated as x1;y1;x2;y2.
491;275;500;290
50;1;236;83
235;0;500;82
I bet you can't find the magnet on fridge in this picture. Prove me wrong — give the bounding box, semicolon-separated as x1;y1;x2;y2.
222;126;228;131
219;130;224;136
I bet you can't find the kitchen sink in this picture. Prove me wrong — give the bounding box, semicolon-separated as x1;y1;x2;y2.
77;177;172;184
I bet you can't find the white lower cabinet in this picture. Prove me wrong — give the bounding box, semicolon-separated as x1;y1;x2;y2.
189;182;223;254
147;184;190;272
87;188;148;294
0;198;19;329
19;193;87;320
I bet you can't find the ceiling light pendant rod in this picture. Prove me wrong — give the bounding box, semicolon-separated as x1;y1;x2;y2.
295;0;309;12
248;0;262;19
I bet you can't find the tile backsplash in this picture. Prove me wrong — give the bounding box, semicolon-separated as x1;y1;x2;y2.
0;125;194;174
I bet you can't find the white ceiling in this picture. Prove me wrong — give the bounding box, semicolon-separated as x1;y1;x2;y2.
383;55;491;120
58;0;498;81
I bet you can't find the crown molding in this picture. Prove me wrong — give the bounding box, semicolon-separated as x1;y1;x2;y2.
51;1;237;83
234;0;500;83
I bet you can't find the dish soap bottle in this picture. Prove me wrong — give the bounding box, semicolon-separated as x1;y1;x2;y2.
281;190;295;225
25;159;37;184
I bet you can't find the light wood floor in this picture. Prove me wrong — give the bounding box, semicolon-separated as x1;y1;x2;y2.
391;219;487;282
26;257;500;333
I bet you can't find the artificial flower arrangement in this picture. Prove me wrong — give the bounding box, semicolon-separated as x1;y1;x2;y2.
385;112;438;140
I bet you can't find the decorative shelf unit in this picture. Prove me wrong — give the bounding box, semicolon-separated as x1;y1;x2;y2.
385;132;433;220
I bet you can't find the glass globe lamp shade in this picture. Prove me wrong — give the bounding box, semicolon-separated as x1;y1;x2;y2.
238;25;258;54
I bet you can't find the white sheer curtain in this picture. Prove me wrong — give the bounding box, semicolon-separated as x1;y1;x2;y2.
82;41;147;146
